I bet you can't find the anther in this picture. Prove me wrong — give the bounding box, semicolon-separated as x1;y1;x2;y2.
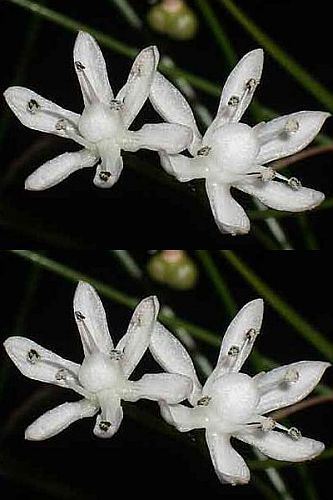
75;311;86;321
245;328;257;342
75;61;86;72
261;417;276;432
228;96;240;107
288;177;302;191
109;349;124;361
99;420;112;432
197;396;212;406
99;171;111;182
261;167;276;182
284;119;299;134
284;368;299;383
27;99;40;114
55;368;76;382
288;427;302;441
246;78;257;91
55;119;68;131
228;345;240;357
27;349;40;364
110;99;123;111
197;146;212;156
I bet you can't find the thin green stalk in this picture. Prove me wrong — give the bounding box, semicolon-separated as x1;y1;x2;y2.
296;465;319;500
297;215;319;250
110;250;143;279
221;251;333;360
218;0;333;111
107;0;142;29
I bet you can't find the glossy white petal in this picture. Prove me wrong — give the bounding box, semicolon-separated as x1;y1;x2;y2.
117;296;159;378
150;322;202;405
238;180;325;212
159;153;205;182
73;281;113;356
237;430;324;462
256;361;330;414
205;49;264;142
25;149;98;191
124;123;192;154
25;399;98;440
4;336;79;386
93;393;123;438
206;181;250;235
127;373;192;404
206;431;250;485
93;143;123;189
117;46;159;128
4;86;80;137
73;31;113;106
160;402;204;431
204;299;263;393
149;71;202;155
255;111;330;164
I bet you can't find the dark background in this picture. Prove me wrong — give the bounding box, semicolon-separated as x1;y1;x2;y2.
0;250;332;499
0;0;332;248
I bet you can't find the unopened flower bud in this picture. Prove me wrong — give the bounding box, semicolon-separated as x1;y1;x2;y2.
147;250;198;290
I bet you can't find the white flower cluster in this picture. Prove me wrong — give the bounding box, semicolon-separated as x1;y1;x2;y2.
3;283;329;485
3;32;329;235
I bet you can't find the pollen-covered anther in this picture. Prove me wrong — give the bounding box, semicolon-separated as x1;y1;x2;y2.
110;99;124;111
75;310;86;321
55;118;71;131
197;146;212;157
27;349;40;364
109;349;124;361
74;60;86;72
228;95;240;107
261;167;276;182
288;177;302;191
99;171;112;182
284;368;300;383
261;417;276;432
99;420;112;432
228;345;240;357
197;395;212;406
246;78;257;91
245;328;257;342
55;368;76;382
27;99;40;114
284;119;300;134
288;427;302;441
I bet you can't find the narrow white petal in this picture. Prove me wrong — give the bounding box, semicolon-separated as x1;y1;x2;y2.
206;181;250;235
124;123;192;154
204;299;263;393
256;111;330;164
205;49;264;142
4;336;79;386
93;142;123;188
3;86;80;137
73;31;113;105
25;149;98;191
117;296;159;378
206;431;250;485
127;373;192;404
73;282;113;356
118;46;159;128
256;361;330;414
159;152;205;182
149;71;202;155
93;393;123;438
238;180;325;212
160;402;204;431
150;322;202;405
237;429;324;462
25;399;98;440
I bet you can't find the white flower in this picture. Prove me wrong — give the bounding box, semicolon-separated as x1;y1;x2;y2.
150;49;329;235
149;299;330;485
3;32;192;191
3;282;192;440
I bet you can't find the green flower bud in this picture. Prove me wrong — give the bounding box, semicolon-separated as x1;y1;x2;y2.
147;1;198;41
147;250;198;290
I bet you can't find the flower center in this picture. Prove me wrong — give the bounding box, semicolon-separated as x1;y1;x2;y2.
78;102;124;143
209;372;259;423
78;351;126;393
209;123;259;175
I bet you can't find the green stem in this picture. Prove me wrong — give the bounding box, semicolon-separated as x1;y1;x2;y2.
221;251;333;360
107;0;142;29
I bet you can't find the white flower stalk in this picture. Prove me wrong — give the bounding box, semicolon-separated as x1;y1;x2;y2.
150;49;329;235
3;32;192;190
149;299;330;485
3;282;192;440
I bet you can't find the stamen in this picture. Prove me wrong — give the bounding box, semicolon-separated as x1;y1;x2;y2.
288;177;302;191
99;171;112;182
284;368;299;383
74;60;99;103
27;349;40;364
75;311;86;321
110;99;123;111
197;146;212;157
246;78;258;91
55;368;76;383
197;395;211;406
99;420;112;432
109;349;124;361
55;119;92;148
260;167;276;182
228;345;240;357
245;328;257;342
228;96;240;107
284;119;299;134
27;99;40;114
261;417;276;432
288;427;302;440
74;310;99;353
75;61;86;72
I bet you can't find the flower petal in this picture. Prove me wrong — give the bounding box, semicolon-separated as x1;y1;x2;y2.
124;123;193;154
256;361;330;414
93;143;123;189
159;152;204;182
255;111;330;164
117;296;159;378
204;299;264;393
3;86;80;137
25;149;98;191
205;49;264;142
160;402;204;431
117;46;159;128
4;336;80;386
150;322;202;405
236;429;324;462
25;399;98;440
73;31;113;106
93;393;123;438
73;281;113;356
127;373;192;404
238;179;325;212
206;431;250;485
206;181;250;235
149;72;202;155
